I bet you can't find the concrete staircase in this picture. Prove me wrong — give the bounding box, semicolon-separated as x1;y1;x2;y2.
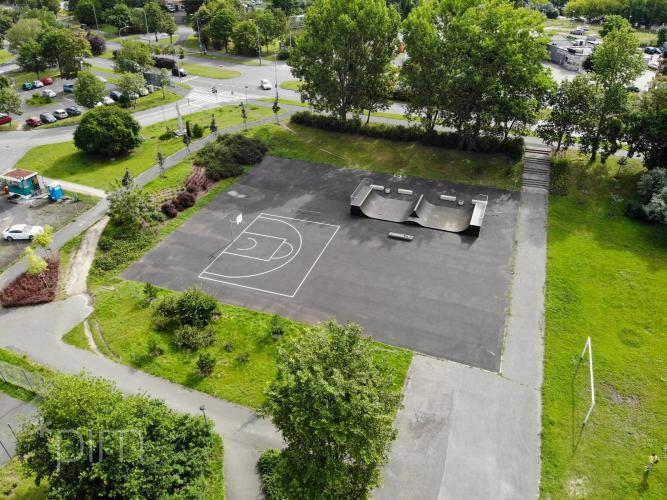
522;147;552;192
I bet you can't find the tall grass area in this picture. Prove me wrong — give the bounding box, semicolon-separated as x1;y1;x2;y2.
542;154;667;498
249;122;523;190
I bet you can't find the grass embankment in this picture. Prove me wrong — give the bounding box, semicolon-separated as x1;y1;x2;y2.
15;104;273;190
0;49;14;64
25;95;54;107
0;459;47;499
180;63;241;79
279;80;302;91
541;153;667;498
249;122;523;190
8;68;60;86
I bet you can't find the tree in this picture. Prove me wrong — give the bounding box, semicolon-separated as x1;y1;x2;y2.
40;28;92;79
117;72;145;105
0;12;13;44
0;87;22;116
16;373;216;499
32;224;53;257
6;18;42;52
160;12;177;44
74;69;106;108
17;39;48;78
104;3;133;30
289;0;400;121
86;32;106;56
20;6;59;26
600;14;631;37
537;76;596;152
107;177;152;226
625;77;667;170
272;96;281;122
272;0;299;15
75;0;100;25
114;39;153;73
579;25;644;162
74;106;142;156
231;19;260;56
184;0;205;15
24;247;48;287
28;0;60;14
260;321;401;498
144;1;163;42
253;8;287;52
207;8;237;52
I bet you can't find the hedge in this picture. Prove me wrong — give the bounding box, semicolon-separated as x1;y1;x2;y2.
290;111;524;160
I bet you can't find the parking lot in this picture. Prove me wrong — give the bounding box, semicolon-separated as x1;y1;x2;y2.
124;157;520;371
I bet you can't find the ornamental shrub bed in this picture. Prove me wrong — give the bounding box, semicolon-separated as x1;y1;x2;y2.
0;258;59;307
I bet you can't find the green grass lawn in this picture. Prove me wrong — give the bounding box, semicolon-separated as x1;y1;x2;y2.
15;104;273;190
98;50;115;60
0;459;47;500
89;280;412;410
279;80;302;91
25;95;55;107
8;68;60;86
0;49;14;64
180;63;241;79
541;153;667;498
62;322;91;352
249;122;523;190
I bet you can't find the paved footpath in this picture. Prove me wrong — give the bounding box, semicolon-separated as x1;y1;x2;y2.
0;295;282;498
376;154;549;499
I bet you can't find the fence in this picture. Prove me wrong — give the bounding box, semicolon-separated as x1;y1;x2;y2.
0;359;50;399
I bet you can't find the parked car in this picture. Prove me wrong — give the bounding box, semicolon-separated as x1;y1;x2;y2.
2;224;44;242
52;109;68;119
127;91;139;100
42;89;56;98
570;28;585;35
626;85;640;92
146;84;156;93
39;112;56;123
260;79;272;90
40;77;54;85
138;87;149;96
102;96;114;105
94;101;104;107
109;90;122;101
65;106;82;116
32;80;44;88
644;46;662;55
97;75;108;83
171;67;187;77
0;113;11;126
25;117;42;127
63;83;75;93
22;82;34;91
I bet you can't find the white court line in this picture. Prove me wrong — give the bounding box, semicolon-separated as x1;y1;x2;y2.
199;213;339;297
269;241;294;260
200;214;261;275
236;237;257;252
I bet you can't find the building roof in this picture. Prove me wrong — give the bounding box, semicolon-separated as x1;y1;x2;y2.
0;169;38;182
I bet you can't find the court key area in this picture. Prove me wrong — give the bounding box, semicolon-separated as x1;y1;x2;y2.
124;157;520;371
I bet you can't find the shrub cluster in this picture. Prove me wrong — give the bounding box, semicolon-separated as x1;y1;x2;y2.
625;168;667;224
153;287;218;328
0;258;59;307
91;227;155;278
194;133;268;181
258;449;286;499
290;111;524;160
174;325;216;351
549;157;569;196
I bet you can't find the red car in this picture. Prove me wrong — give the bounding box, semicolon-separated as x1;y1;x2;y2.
0;113;11;125
40;77;54;85
25;117;42;127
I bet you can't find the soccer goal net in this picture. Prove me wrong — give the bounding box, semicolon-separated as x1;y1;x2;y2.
579;337;596;426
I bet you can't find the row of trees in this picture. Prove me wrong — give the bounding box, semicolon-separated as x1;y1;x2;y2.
538;18;665;167
563;0;667;27
193;0;288;55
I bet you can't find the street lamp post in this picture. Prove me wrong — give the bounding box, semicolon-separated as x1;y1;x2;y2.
199;405;208;426
143;8;150;42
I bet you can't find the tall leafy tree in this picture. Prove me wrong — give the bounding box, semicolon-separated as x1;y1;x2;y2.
160;12;178;43
144;1;164;42
6;18;42;52
272;0;299;15
114;39;153;72
74;106;142;156
232;19;260;56
579;25;644;162
289;0;400;120
0;12;13;44
537;76;596;151
104;2;133;30
74;69;106;108
0;86;22;115
117;71;146;105
625;76;667;170
40;28;92;79
207;8;237;52
261;321;401;498
17;38;49;78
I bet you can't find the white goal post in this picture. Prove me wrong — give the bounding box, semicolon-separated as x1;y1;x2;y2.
579;337;596;426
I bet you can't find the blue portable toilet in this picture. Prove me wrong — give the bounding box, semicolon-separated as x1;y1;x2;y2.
48;183;63;201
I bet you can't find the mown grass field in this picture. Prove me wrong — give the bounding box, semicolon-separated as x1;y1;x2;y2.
541;153;667;498
15;104;273;190
180;63;241;79
249;122;523;190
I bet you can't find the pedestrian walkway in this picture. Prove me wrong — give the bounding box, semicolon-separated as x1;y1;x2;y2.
43;178;107;199
522;147;552;192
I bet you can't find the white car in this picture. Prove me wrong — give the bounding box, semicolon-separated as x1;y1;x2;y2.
97;75;108;83
42;89;56;98
102;96;114;105
260;79;273;90
138;87;149;96
32;80;44;88
2;224;44;242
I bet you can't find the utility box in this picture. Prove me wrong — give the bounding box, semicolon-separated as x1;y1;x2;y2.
48;183;63;201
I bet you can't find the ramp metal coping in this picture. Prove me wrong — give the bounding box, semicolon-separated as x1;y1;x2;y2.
350;178;374;205
412;194;424;217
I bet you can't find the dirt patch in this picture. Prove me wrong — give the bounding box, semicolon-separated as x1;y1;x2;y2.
605;383;640;407
566;476;590;498
63;217;109;296
0;258;59;307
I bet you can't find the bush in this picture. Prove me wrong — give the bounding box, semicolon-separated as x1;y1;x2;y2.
74;107;142;156
195;143;243;181
174;325;216;351
90;227;155;278
192;123;204;138
197;353;216;376
147;337;163;358
177;191;196;209
258;449;286;499
628;168;667;224
175;288;218;327
86;33;106;56
236;352;249;365
290;111;524;160
218;133;268;165
269;315;284;337
161;201;178;218
624;200;646;220
143;282;158;303
549;157;569;196
154;294;179;319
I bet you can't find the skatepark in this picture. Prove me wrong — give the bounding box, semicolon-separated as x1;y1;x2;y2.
124;157;520;371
